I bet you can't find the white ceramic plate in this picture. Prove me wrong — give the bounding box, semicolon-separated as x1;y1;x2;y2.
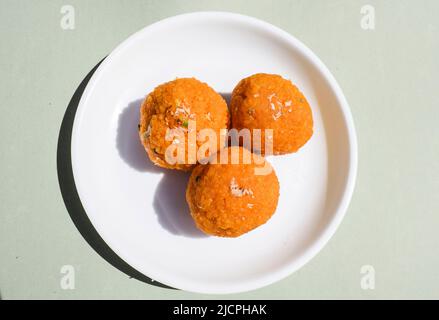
72;12;357;294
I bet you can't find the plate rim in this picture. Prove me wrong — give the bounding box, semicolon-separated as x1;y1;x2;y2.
71;11;358;294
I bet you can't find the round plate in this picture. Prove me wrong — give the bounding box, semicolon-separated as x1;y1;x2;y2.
71;12;357;294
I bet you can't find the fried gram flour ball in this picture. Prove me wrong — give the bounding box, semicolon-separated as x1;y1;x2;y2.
139;78;229;171
186;146;279;237
231;73;313;155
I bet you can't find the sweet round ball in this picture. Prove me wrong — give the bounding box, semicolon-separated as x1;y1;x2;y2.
230;73;313;155
186;146;280;237
139;78;229;171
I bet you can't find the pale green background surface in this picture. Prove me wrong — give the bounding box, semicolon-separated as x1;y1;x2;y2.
1;0;438;299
